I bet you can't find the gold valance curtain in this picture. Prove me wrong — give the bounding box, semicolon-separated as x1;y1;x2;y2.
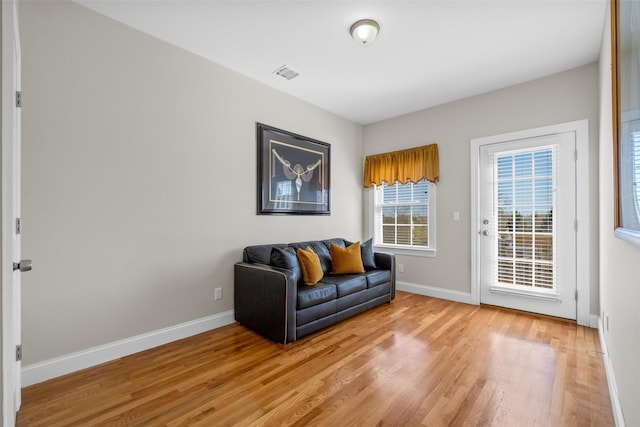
363;144;439;188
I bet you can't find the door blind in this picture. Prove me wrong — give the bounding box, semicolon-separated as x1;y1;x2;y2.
493;145;557;291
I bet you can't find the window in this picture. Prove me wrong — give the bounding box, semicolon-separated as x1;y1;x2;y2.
613;0;640;245
372;179;436;255
619;124;640;232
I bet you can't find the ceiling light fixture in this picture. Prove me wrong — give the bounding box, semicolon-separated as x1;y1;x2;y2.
350;19;379;45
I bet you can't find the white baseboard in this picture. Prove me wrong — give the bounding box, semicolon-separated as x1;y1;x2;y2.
398;283;600;329
397;281;474;305
598;317;626;427
589;314;599;329
22;310;235;387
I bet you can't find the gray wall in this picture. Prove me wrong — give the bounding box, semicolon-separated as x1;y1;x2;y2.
19;1;363;365
363;63;600;314
598;3;640;425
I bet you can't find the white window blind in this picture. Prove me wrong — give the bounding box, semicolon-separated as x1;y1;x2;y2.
373;179;435;251
493;146;557;292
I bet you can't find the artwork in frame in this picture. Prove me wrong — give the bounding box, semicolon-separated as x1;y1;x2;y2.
612;0;640;246
257;123;330;215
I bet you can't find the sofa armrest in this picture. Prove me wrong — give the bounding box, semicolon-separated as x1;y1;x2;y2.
234;262;297;344
374;252;396;300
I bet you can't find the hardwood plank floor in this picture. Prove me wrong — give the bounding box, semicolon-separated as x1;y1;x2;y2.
17;292;614;426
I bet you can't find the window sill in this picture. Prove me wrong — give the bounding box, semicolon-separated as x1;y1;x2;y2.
614;227;640;248
489;284;561;302
373;245;436;258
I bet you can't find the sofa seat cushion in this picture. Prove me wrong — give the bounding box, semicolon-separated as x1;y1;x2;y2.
320;275;367;297
365;270;391;288
297;283;337;309
297;300;337;326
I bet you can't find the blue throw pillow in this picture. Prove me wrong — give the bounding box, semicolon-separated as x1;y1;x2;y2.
360;238;377;270
270;246;302;283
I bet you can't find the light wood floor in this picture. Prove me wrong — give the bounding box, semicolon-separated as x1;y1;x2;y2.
18;292;614;426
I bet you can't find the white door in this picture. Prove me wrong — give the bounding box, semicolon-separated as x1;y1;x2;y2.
2;0;23;423
477;132;577;319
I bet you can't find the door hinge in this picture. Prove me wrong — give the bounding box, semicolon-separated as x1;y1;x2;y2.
15;91;22;108
575;290;578;301
574;219;578;231
15;218;21;235
15;345;22;362
574;149;578;161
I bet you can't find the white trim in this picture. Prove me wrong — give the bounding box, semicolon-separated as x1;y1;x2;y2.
397;281;474;305
470;119;591;325
614;227;640;247
598;317;627;427
489;285;562;302
22;310;235;387
2;1;22;423
373;245;437;258
589;314;599;329
574;120;591;326
470;136;481;304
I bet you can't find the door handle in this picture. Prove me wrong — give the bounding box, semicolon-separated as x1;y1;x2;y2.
13;259;32;272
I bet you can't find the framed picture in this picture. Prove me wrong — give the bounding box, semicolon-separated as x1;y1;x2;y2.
256;123;330;215
612;0;640;246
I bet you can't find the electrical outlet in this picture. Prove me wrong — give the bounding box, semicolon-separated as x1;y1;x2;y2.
214;287;223;300
398;264;404;273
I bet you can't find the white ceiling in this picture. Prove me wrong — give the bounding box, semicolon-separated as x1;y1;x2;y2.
75;0;607;125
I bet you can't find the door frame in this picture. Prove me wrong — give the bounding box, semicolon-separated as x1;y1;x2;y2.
470;120;591;326
2;0;21;424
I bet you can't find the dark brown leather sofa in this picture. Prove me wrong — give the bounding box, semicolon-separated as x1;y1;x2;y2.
234;238;396;345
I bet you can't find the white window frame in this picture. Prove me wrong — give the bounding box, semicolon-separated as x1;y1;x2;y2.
369;180;437;257
615;111;640;246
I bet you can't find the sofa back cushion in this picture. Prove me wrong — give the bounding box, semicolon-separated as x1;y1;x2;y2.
243;243;287;264
360;239;377;270
289;240;338;275
270;247;302;284
344;238;377;270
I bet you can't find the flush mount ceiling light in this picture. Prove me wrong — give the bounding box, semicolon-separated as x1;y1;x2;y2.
350;19;379;45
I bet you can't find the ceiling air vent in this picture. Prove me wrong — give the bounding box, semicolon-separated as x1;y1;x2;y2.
273;65;300;81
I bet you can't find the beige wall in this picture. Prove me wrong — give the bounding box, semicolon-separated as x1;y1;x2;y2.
599;2;640;424
19;1;363;365
363;63;600;313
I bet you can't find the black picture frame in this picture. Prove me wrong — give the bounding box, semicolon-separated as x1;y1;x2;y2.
257;123;330;215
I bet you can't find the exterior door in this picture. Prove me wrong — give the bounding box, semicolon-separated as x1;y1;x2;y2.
2;0;23;423
478;131;577;319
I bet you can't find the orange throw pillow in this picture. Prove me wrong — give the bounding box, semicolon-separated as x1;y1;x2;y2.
296;247;324;285
330;242;365;274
